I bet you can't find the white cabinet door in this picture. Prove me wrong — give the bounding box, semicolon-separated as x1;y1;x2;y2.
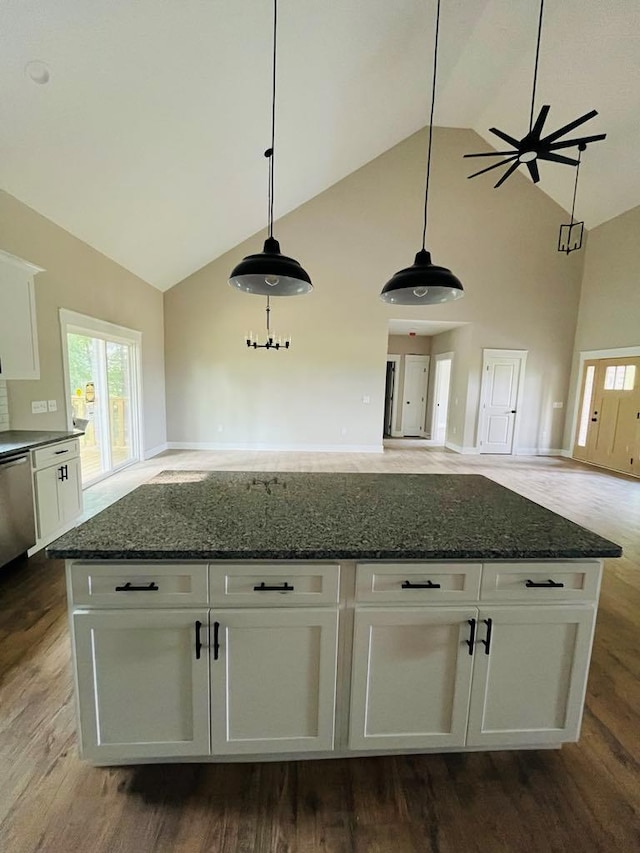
211;608;338;755
349;607;476;750
73;609;210;761
466;605;597;747
0;261;39;379
34;465;61;541
59;457;83;524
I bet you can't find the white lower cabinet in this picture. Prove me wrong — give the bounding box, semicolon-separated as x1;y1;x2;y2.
466;605;597;747
349;607;476;750
73;609;211;761
210;608;339;754
349;604;597;751
33;441;83;546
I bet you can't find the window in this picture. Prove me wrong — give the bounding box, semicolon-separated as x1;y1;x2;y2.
577;365;595;447
604;364;636;391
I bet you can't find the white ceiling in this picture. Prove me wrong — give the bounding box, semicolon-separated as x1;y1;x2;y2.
388;319;465;337
1;0;639;291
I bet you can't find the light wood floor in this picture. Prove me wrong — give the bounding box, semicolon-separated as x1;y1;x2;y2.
1;448;639;852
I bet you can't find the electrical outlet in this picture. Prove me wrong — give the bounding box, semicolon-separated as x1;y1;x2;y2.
47;399;57;412
362;395;370;404
31;400;47;414
552;401;563;409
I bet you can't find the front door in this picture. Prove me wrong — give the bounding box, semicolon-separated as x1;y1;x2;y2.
573;356;639;476
402;355;429;436
479;352;525;454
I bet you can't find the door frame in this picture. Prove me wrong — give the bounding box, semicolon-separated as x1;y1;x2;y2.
59;309;143;486
478;349;528;455
568;345;640;458
385;354;402;438
401;354;430;437
430;352;454;442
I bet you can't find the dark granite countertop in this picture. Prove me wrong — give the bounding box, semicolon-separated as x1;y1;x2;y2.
0;429;81;460
47;471;622;562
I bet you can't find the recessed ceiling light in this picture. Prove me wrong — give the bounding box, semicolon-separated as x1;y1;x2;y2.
25;61;51;85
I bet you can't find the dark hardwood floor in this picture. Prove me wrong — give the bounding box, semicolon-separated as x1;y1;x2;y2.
1;454;639;852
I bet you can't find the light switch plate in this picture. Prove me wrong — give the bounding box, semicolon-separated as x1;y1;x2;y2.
47;399;57;412
552;401;564;409
31;400;47;414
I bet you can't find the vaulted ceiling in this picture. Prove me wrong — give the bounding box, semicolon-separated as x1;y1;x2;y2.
1;0;638;290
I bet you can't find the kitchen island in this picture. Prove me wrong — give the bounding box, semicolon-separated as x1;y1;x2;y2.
48;471;621;765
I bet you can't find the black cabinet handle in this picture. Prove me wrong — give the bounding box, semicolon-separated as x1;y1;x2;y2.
213;621;220;660
54;448;70;455
525;579;564;588
481;618;493;655
401;579;441;589
195;620;202;660
466;619;476;656
114;581;159;592
57;464;69;482
253;581;294;592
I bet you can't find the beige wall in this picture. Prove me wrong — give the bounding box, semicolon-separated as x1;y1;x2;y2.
564;203;640;449
165;127;585;452
0;190;166;453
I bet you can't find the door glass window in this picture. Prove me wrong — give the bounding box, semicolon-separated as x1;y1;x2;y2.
604;364;636;391
577;365;595;447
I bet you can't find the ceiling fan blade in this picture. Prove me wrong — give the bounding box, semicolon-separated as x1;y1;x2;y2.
539;151;580;166
463;150;517;158
547;133;607;151
494;159;522;188
541;110;598;144
468;155;519;180
526;159;540;183
489;127;521;147
530;105;551;138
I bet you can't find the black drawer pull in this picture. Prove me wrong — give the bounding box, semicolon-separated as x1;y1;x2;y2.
114;581;159;592
466;618;476;656
195;620;203;660
401;579;441;589
481;618;493;655
253;582;294;592
54;448;70;455
525;579;564;589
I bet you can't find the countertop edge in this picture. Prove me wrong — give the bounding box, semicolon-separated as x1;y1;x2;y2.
0;431;82;459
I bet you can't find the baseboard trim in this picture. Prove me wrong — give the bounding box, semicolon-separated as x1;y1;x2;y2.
559;449;573;458
445;441;479;455
514;448;564;457
167;441;384;454
144;442;169;460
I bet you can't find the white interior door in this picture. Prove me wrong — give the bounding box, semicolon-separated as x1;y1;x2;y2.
479;351;526;454
402;355;429;436
432;357;452;443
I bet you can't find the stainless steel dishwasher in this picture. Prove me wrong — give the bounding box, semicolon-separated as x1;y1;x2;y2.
0;452;36;568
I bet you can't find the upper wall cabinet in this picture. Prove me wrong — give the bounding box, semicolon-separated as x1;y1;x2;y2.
0;251;43;380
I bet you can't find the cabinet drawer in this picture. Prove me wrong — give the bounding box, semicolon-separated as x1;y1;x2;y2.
33;438;79;469
480;561;602;603
355;562;482;603
69;562;209;608
210;563;340;607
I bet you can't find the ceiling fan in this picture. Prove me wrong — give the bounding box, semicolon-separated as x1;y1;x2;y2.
464;0;606;188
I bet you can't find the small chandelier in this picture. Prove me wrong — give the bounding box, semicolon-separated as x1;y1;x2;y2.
558;143;586;254
380;0;464;305
246;296;291;351
229;0;312;297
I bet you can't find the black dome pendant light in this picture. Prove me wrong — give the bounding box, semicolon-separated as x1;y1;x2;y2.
380;0;463;306
229;0;312;297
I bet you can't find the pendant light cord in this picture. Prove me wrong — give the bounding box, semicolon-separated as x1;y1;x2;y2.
529;0;544;131
266;0;278;239
569;144;584;226
421;0;441;251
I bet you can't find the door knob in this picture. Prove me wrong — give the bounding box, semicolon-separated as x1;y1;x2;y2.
510;410;516;414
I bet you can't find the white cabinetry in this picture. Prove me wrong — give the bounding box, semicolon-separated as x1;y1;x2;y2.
349;562;600;752
0;252;41;380
32;439;82;545
349;607;476;750
211;608;338;754
65;558;603;764
73;608;210;761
